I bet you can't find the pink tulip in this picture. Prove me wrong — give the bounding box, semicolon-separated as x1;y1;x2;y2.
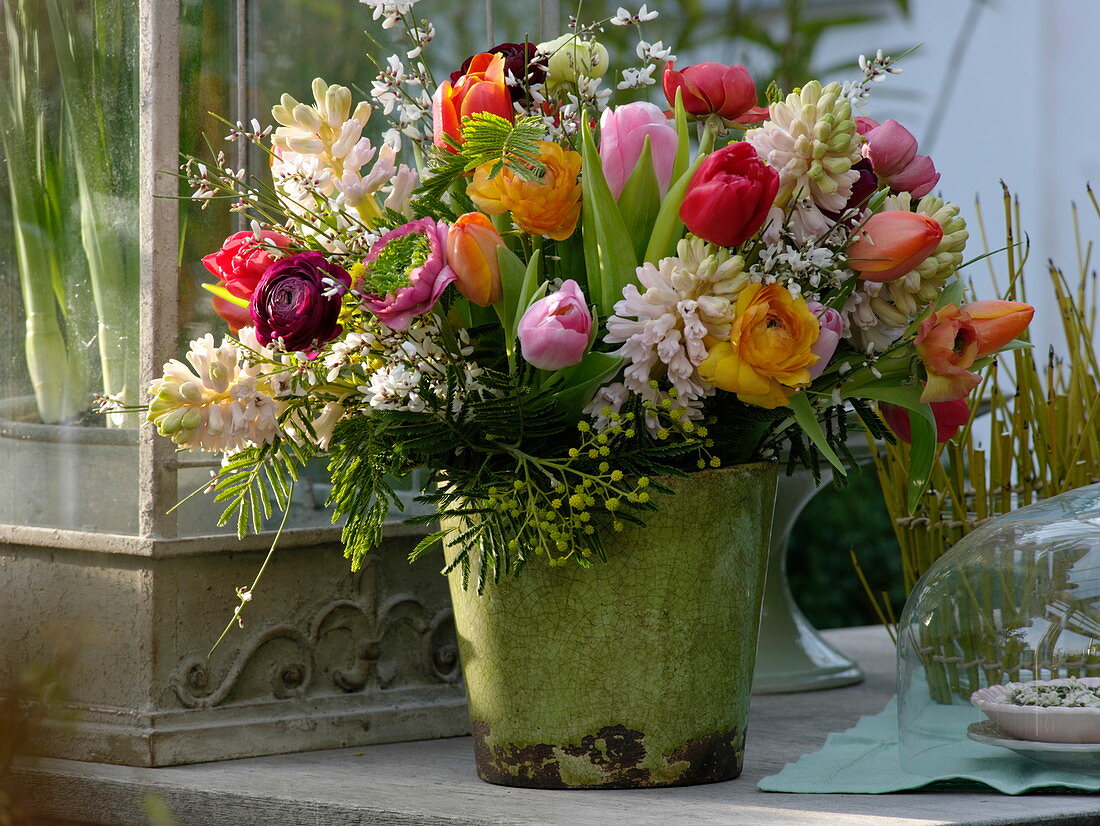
847;211;943;283
517;279;592;370
599;102;679;200
806;302;844;380
860;118;941;198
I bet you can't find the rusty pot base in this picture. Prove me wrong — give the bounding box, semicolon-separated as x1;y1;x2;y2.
471;721;746;789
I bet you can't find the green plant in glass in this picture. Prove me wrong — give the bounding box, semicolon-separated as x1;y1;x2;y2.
0;0;138;425
0;0;87;423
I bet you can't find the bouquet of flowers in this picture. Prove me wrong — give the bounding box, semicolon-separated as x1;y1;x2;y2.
130;3;1034;589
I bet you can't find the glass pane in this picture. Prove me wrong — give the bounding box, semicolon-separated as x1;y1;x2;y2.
0;0;140;533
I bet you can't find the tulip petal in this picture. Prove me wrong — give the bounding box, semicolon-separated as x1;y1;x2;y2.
964;300;1035;356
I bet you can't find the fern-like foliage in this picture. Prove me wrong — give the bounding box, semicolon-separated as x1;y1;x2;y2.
213;436;319;536
417;113;547;199
324;364;706;589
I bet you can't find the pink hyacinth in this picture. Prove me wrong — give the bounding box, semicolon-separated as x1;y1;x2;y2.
599;102;679;200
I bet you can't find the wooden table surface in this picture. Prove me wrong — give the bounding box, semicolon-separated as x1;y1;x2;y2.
12;626;1100;826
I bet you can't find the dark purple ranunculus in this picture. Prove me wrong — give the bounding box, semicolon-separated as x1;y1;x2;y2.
451;42;546;103
250;252;351;351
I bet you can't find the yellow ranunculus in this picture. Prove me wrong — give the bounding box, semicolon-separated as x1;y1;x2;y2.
466;141;582;241
698;283;820;409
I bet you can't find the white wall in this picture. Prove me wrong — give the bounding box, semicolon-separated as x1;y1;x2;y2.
820;0;1100;349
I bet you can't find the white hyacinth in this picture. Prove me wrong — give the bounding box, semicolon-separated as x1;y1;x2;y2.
747;81;861;241
602;238;748;423
147;334;282;454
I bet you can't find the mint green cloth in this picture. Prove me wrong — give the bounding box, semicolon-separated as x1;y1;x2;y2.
758;697;1100;795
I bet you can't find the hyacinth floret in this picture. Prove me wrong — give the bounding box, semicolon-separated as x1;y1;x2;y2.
600;237;748;425
147;333;281;453
748;80;861;241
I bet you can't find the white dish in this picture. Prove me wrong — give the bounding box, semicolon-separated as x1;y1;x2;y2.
967;720;1100;771
971;678;1100;743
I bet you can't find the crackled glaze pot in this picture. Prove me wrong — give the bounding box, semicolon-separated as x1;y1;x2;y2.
443;463;778;789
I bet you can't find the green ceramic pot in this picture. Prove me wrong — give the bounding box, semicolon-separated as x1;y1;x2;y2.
443;462;778;789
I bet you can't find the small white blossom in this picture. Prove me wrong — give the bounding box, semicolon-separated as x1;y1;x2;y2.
617;64;657;90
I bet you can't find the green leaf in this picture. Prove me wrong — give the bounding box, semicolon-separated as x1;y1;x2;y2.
671;88;690;184
408;528;454;562
616;137;662;263
579;114;638;316
494;245;531;369
202;282;250;308
934;277;965;310
643;154;704;265
842;381;936;512
547;352;623;420
788;392;846;474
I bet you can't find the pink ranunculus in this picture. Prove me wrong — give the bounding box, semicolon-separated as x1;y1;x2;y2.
202;230;291;301
860;119;940;198
806;302;844;380
599;102;679;200
360;218;457;331
517;279;592;371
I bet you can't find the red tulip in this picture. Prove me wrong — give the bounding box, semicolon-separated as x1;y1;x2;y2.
679;142;778;248
662;62;757;121
432;53;514;152
881;398;972;443
847;211;943;283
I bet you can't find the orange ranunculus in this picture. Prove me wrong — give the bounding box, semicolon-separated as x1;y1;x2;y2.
447;212;505;306
915;300;1033;403
698;283;821;409
466;141;582;241
847;211;943;283
432;53;514;152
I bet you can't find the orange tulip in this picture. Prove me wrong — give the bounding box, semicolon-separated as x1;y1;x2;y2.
964;300;1035;356
467;141;583;241
915;300;1034;404
432;53;514;152
447;213;505;306
847;211;943;283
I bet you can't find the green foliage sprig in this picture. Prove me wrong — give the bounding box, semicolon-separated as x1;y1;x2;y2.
417;113;547;199
325;365;711;589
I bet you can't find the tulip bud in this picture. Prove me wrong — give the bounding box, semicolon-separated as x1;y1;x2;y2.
962;300;1035;356
847;211;943;282
517;280;592;371
537;35;609;92
599;102;679;200
447;213;505;307
662;61;757;121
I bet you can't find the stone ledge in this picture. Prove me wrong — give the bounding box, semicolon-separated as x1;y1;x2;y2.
10;627;1100;826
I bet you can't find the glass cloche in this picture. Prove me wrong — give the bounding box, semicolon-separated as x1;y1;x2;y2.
898;483;1100;775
